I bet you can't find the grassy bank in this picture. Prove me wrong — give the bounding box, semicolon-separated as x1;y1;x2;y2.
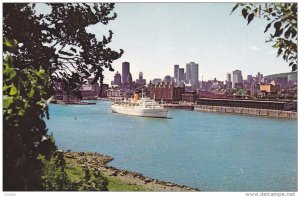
63;152;199;192
65;156;152;191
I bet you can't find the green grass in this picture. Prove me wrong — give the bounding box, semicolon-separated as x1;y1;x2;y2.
65;157;151;191
65;158;85;182
106;176;152;191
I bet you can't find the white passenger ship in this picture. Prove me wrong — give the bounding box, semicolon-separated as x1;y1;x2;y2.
111;91;168;118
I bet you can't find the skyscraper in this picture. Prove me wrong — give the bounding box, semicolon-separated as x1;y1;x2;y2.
174;65;179;85
136;72;146;85
113;71;121;86
122;62;130;84
226;73;231;82
226;72;232;89
186;62;199;84
232;70;243;88
179;68;185;81
139;72;143;81
186;63;191;82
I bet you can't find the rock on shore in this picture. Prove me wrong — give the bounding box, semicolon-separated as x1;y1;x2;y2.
64;151;200;192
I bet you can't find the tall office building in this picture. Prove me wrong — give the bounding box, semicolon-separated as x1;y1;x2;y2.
113;71;121;86
139;72;143;81
174;65;179;85
226;73;231;82
122;62;130;84
186;63;191;82
232;70;243;88
186;62;199;85
136;72;146;85
179;68;185;81
226;72;232;89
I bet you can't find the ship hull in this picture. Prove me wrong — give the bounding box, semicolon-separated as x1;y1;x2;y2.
111;104;168;118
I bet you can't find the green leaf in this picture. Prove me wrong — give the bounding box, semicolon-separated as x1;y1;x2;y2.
10;83;18;96
264;23;272;33
247;14;254;25
4;37;12;47
18;109;26;116
3;84;11;91
277;48;283;57
272;42;280;48
4;68;16;81
3;96;13;109
273;28;283;37
29;88;35;98
284;29;291;39
274;21;281;29
242;8;248;19
231;4;239;14
292;64;297;71
291;28;297;38
13;39;18;46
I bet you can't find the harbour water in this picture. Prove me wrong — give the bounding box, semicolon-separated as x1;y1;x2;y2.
45;101;297;191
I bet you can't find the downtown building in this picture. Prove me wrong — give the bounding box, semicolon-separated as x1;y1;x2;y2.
112;71;122;87
232;70;243;88
173;62;199;88
149;82;185;103
178;68;185;86
174;64;179;85
226;72;232;89
186;62;199;87
136;72;146;85
122;62;132;85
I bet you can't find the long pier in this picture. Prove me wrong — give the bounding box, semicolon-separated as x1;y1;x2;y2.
194;105;297;119
162;103;194;110
162;103;297;119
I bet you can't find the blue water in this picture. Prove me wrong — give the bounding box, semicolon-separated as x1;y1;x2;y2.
45;101;297;191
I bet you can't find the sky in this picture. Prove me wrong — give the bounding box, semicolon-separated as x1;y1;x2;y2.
39;3;292;84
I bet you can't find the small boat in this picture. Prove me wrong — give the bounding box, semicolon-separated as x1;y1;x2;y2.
111;90;168;118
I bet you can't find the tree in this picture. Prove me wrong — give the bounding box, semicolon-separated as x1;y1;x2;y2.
3;38;58;190
231;3;297;71
3;3;123;190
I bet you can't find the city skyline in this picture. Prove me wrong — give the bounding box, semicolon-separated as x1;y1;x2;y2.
111;61;291;85
36;3;294;84
85;3;292;84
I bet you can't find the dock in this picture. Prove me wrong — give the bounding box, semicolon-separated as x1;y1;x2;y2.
162;103;194;110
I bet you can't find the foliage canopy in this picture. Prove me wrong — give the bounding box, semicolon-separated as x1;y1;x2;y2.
3;3;122;190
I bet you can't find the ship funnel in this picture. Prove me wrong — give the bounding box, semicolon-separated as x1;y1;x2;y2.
134;92;139;102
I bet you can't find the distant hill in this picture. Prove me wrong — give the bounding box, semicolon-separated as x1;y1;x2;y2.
265;71;297;78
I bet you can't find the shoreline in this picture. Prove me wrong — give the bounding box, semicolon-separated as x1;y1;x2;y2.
64;151;200;192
